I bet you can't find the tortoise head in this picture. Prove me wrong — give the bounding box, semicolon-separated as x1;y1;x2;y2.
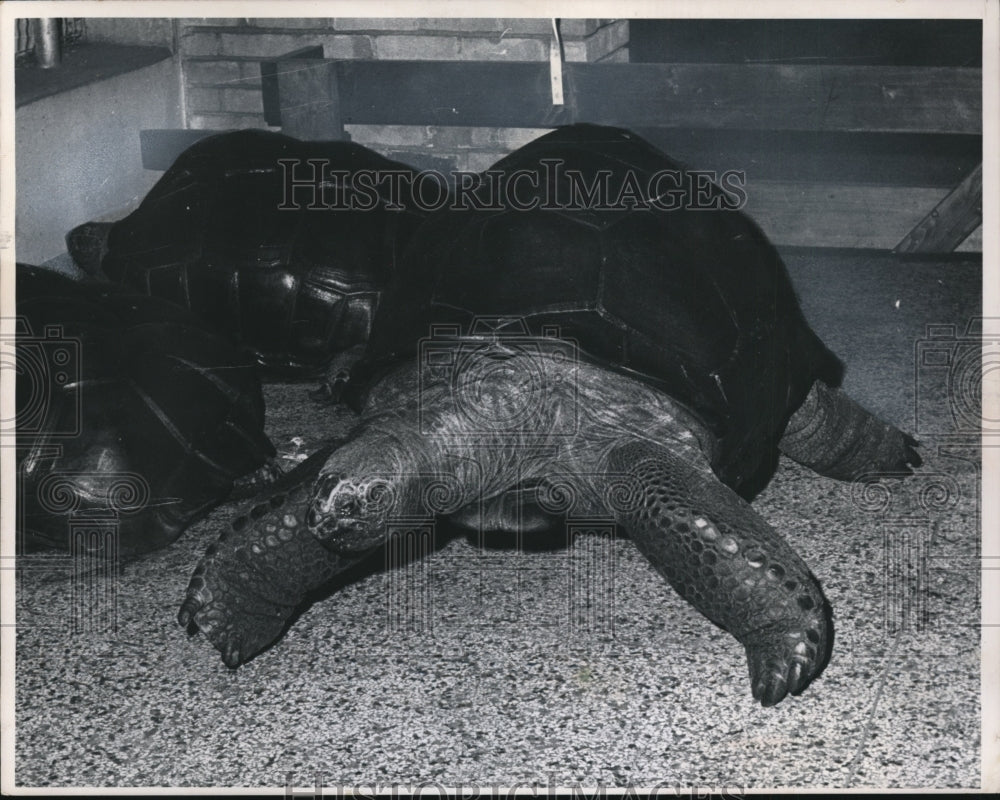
306;470;397;553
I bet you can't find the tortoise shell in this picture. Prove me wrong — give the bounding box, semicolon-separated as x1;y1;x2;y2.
84;129;431;375
15;264;274;555
352;124;843;497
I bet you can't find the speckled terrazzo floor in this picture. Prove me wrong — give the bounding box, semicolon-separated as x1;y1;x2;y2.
13;250;982;790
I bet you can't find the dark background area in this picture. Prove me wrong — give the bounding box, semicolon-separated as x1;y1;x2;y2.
630;19;982;188
630;19;982;66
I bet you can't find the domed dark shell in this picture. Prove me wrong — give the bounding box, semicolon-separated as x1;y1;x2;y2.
88;129;431;375
352;124;843;497
15;264;274;555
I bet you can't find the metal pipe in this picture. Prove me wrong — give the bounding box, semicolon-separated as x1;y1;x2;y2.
33;19;62;68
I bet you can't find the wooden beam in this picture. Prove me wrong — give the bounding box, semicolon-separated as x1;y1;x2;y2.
893;164;983;253
335;60;575;129
260;45;324;126
634;129;981;188
319;61;981;135
569;63;981;135
140;125;981;189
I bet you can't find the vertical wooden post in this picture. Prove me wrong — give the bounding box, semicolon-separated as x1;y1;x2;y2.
260;45;323;126
275;59;347;141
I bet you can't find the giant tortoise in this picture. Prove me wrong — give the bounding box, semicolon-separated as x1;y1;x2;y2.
179;124;920;706
16;264;274;555
67;129;437;380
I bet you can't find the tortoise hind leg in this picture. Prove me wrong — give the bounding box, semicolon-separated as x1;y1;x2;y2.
603;439;832;706
779;380;921;481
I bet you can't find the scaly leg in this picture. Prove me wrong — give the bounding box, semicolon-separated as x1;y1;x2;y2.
779;380;921;480
603;439;832;706
179;421;478;666
178;446;361;666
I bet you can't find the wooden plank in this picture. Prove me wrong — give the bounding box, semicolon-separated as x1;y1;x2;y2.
893;164;983;253
629;19;982;69
260;45;324;126
634;128;981;188
569;63;981;135
275;58;347;140
744;181;956;250
335;60;575;129
324;60;980;135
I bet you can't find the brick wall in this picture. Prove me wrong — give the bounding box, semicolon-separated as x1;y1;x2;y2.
179;18;629;172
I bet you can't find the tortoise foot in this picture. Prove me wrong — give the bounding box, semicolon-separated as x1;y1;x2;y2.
890;432;923;474
780;381;922;480
179;557;295;667
743;618;829;707
178;484;344;666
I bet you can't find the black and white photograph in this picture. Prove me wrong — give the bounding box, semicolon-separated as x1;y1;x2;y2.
1;0;996;792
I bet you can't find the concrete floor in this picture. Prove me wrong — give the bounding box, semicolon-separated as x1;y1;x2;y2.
13;250;982;789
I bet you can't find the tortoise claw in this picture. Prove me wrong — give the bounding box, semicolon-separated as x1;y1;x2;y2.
177;596;200;629
753;672;789;708
744;619;829;707
223;645;241;669
904;435;923;469
876;427;922;475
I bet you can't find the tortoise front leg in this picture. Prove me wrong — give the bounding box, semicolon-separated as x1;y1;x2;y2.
178;449;365;667
604;440;832;706
179;423;469;666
